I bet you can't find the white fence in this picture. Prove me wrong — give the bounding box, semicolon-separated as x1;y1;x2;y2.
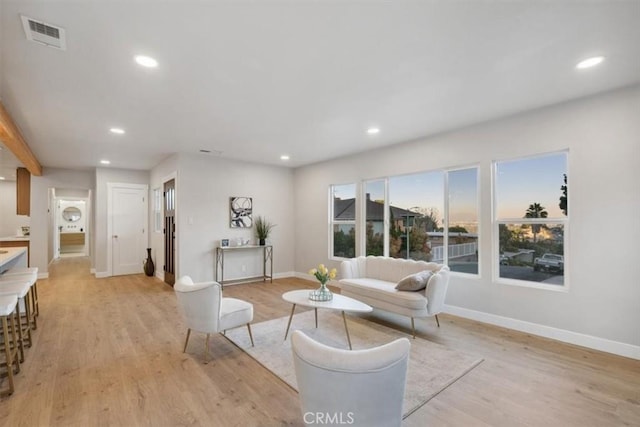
431;242;477;263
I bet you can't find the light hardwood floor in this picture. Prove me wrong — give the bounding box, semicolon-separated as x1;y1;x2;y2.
1;257;638;426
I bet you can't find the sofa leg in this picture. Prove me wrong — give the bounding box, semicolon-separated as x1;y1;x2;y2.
435;314;440;328
411;317;416;339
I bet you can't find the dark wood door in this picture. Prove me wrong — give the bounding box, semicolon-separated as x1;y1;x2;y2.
163;179;176;286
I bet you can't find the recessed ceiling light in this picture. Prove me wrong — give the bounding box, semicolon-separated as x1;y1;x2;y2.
0;176;5;180
135;55;158;68
109;127;125;135
576;56;604;69
100;160;111;165
280;155;290;161
367;127;380;135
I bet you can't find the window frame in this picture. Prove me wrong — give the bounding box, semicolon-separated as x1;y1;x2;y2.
492;150;569;291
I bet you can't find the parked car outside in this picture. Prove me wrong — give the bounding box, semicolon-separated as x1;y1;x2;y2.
533;253;564;273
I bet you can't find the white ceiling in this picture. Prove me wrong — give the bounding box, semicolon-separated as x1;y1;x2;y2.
0;1;638;174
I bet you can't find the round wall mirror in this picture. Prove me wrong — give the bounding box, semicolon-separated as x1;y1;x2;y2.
62;207;82;222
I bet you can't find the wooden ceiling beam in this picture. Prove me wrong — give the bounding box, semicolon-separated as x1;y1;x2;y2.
0;101;43;176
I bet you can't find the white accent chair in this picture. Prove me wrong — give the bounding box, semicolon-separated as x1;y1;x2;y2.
174;276;254;362
291;330;410;427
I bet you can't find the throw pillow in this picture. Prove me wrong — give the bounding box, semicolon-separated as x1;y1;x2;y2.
395;270;433;291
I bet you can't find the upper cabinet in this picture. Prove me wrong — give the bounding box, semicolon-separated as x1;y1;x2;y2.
16;167;30;216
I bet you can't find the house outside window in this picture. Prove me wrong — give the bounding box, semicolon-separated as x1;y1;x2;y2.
494;151;568;288
330;183;356;259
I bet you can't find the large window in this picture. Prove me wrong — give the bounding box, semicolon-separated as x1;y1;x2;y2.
330;183;356;259
361;167;479;275
494;152;568;287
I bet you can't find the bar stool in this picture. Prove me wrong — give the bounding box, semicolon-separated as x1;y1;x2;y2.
0;295;20;396
1;267;39;321
0;271;38;330
0;280;33;363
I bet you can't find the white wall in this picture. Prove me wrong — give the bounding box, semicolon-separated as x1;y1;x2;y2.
94;167;149;275
174;154;295;283
30;168;94;274
0;180;30;237
294;85;640;353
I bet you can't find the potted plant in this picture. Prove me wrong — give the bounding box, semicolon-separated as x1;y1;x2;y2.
254;215;275;246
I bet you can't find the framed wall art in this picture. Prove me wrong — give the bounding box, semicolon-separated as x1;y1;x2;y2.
230;197;253;228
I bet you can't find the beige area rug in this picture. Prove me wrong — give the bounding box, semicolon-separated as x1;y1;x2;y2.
225;310;483;418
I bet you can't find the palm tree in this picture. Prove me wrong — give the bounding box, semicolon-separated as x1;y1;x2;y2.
524;203;548;243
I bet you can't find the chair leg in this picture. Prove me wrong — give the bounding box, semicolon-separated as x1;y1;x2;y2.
411;317;416;339
1;315;15;396
183;328;191;353
246;323;254;347
204;333;210;364
30;288;37;330
435;314;440;328
14;301;25;363
33;281;40;317
8;309;20;375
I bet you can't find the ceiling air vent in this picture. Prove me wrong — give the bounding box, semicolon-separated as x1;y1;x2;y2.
21;15;67;50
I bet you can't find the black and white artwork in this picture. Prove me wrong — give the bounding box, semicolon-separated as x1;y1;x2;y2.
230;197;253;228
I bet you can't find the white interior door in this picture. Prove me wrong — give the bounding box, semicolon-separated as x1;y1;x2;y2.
110;184;148;276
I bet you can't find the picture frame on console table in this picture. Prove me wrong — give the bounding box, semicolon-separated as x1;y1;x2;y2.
221;239;229;247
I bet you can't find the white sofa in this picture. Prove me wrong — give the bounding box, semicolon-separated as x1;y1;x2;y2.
339;256;450;337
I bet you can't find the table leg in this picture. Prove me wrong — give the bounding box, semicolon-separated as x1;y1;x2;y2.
284;304;297;341
315;308;318;328
342;311;352;350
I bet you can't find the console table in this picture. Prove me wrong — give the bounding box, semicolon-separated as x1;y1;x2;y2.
215;245;273;288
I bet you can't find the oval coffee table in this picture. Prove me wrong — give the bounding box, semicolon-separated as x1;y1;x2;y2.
282;290;372;350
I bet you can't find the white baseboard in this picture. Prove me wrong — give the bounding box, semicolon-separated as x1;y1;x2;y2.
444;304;640;360
274;271;295;279
95;271;109;278
38;273;49;279
294;272;322;282
90;268;96;274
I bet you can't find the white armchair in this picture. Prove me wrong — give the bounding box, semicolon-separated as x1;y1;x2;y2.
291;330;410;427
174;276;254;362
